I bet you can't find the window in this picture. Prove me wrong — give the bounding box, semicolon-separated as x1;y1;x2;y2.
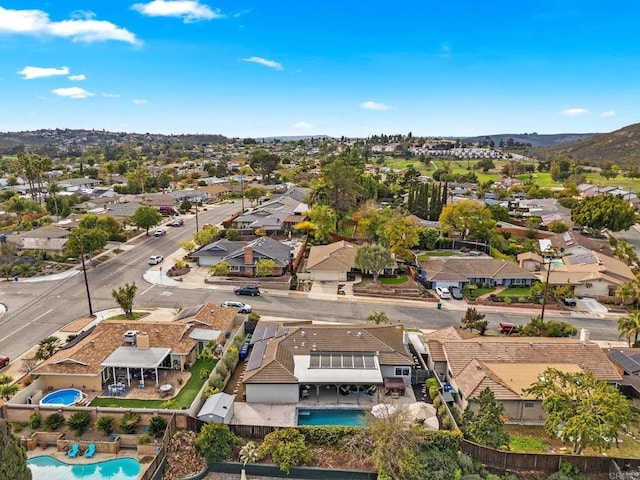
395;367;410;376
524;401;534;408
230;265;240;272
512;278;524;285
585;283;592;288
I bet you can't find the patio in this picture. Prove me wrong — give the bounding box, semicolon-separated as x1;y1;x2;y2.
101;369;189;401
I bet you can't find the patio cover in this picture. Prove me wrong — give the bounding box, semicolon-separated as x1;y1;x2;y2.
101;347;171;369
383;377;406;394
189;328;222;342
294;355;383;384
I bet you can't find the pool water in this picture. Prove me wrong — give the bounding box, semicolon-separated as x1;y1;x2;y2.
28;455;141;480
297;408;365;426
40;388;83;406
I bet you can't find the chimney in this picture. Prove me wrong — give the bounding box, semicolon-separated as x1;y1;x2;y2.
137;332;150;350
244;246;253;276
579;328;590;342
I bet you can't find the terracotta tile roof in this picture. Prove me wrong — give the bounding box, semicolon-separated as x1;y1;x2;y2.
179;304;237;330
243;323;413;384
306;241;359;271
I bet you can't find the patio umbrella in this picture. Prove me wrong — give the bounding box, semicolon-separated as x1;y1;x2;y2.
405;402;439;430
371;403;396;418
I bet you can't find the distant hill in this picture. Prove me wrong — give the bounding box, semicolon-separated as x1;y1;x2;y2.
458;132;596;148
532;123;640;168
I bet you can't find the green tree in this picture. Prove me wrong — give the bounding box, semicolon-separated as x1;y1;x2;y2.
355;243;395;283
618;311;640;347
0;375;18;400
367;311;389;324
255;258;277;277
0;419;32;480
249;149;281;183
180;240;198;254
524;368;634;454
322;159;363;222
66;227;109;264
131;206;163;235
460;307;488;335
111;282;138;317
382;215;422;260
257;428;313;474
600;162;619;180
615;280;640;307
244;186;266;206
95;416;116;436
466;388;509;448
571;194;635;235
195;423;240;463
520;315;577;337
547;220;569;233
307;204;337;242
35;335;62;361
193;226;219;246
439;200;496;240
5;196;42;227
209;260;231;276
488;204;510;223
614;241;639;267
79;214;125;241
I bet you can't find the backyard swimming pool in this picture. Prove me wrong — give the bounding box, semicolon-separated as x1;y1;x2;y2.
40;388;85;406
28;455;141;480
297;408;366;426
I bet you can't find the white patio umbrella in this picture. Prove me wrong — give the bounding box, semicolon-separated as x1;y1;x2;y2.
371;403;397;418
405;402;439;430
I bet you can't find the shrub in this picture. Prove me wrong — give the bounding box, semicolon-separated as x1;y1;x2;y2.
199;369;211;380
138;434;150;445
95;416;115;436
195;423;239;463
148;416;167;438
29;412;41;429
67;411;91;436
45;413;65;431
216;361;228;378
437;405;447;418
258;428;313;474
247;312;260;322
429;386;439;401
297;426;361;446
119;412;141;434
433;395;442;408
210;373;225;390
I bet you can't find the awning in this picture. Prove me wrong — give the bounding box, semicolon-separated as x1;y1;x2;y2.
101;347;171;369
189;328;222;342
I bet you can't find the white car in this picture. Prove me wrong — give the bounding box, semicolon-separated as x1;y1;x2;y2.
435;286;452;299
154;229;167;237
148;255;164;265
221;300;252;313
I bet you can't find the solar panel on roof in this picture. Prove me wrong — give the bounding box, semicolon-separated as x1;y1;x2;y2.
610;351;640;374
246;341;268;371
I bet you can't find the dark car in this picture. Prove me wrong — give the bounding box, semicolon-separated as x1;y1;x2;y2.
563;297;577;307
449;286;464;300
0;355;9;368
234;285;261;296
498;322;517;335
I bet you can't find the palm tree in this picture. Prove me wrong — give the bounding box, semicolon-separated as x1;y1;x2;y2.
615;280;640;307
35;336;62;361
367;311;389;325
111;282;138;317
618;311;640;347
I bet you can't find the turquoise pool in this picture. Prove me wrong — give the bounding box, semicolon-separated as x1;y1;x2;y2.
28;455;141;480
297;408;366;426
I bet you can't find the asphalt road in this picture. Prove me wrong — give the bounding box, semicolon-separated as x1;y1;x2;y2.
0;203;625;362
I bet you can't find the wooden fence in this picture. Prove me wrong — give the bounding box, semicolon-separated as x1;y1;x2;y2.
139;413;176;480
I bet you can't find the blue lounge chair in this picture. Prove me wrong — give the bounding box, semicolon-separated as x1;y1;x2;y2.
84;443;96;458
67;443;79;458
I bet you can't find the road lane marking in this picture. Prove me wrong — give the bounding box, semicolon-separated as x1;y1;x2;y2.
0;308;53;343
141;284;155;296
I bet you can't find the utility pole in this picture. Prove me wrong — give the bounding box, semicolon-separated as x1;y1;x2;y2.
540;247;556;322
80;252;94;317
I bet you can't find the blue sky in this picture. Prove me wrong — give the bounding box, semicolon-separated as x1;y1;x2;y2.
1;1;639;138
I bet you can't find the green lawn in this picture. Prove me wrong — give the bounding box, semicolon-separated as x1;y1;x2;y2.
462;286;496;298
417;251;458;261
90;357;216;409
380;274;408;285
497;286;533;297
508;435;549;453
383;157;431;174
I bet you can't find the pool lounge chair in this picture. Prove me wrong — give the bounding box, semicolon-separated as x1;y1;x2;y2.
84;443;96;458
67;443;79;458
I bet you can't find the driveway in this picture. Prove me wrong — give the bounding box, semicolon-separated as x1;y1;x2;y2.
578;298;608;314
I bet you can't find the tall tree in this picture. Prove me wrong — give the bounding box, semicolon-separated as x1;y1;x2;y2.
0;419;32;480
524;368;634;454
249;149;281;183
460;307;488;335
382;214;422;260
131;206;163;236
66;227;109;264
244;186;266;207
111;282;138;317
466;388;509;448
571;194;635;235
355;243;394;283
322;159;363;223
618;311;640;347
439;200;496;240
307;204;337;243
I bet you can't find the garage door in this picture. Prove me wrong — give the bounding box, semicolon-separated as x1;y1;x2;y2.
434;281;460;289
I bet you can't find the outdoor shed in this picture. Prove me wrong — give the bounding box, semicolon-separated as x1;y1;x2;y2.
197;392;235;423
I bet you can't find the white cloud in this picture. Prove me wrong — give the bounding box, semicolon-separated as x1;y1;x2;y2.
18;66;69;80
361;100;391;111
133;98;148;104
68;74;86;81
601;110;616;118
293;121;313;130
241;56;283;70
560;108;589;116
51;87;94;99
0;6;139;44
102;93;120;98
131;1;223;23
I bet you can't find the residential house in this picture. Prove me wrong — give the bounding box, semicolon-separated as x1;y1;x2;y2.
422;328;621;422
4;226;70;256
243;323;414;404
306;241;361;282
418;257;536;289
31;305;236;393
191;236;293;276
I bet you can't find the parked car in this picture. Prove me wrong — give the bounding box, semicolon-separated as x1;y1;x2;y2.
148;255;164;265
169;219;184;227
435;286;452;299
154;229;167;237
563;297;577;307
449;286;464;300
221;300;252;313
0;355;8;368
234;285;261;296
498;322;518;335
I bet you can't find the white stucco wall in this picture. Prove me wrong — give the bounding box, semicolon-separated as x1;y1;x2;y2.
574;280;613;298
380;365;411;385
309;270;345;282
245;384;299;404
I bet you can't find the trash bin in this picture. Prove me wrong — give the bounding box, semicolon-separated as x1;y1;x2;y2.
437;302;442;310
